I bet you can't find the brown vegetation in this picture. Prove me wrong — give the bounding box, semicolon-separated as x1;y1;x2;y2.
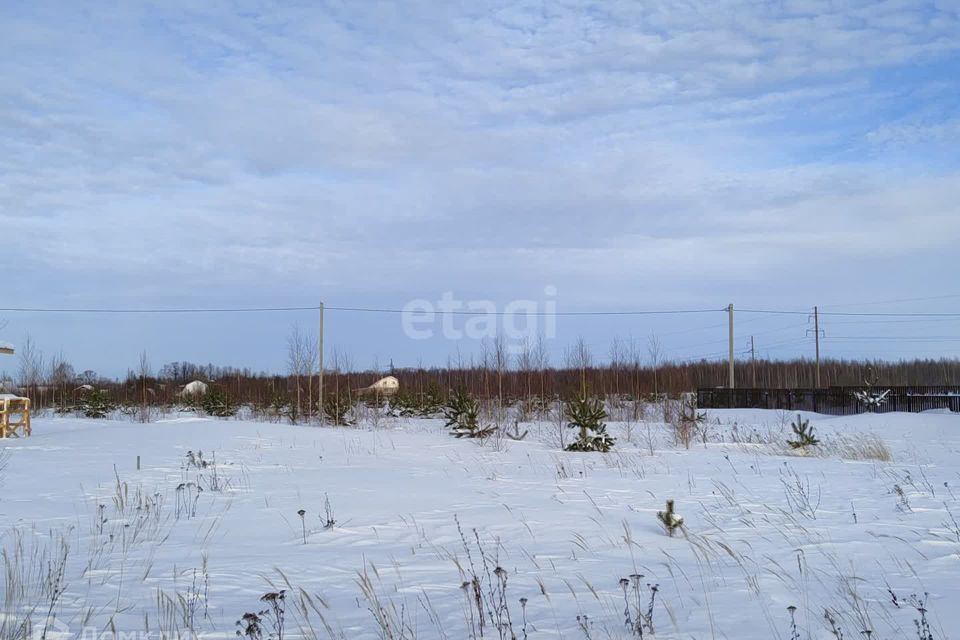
9;354;960;412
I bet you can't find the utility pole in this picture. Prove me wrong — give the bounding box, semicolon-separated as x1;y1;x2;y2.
728;303;735;389
814;305;820;388
318;302;325;425
806;305;823;388
750;335;756;388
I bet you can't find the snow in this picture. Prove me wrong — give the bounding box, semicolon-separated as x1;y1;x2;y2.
1;409;958;638
360;375;400;395
179;380;209;396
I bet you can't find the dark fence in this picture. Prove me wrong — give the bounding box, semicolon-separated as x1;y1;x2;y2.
697;386;960;415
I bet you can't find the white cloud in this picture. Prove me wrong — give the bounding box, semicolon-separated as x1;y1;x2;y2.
1;0;958;317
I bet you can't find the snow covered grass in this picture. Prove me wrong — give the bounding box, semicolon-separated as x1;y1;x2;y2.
1;409;958;639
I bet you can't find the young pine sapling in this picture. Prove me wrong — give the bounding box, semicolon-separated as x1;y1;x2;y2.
564;394;615;453
787;414;820;450
444;388;497;439
657;499;684;536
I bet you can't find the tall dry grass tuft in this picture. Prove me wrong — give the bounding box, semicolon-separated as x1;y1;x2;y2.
356;565;417;640
1;528;71;640
787;433;893;462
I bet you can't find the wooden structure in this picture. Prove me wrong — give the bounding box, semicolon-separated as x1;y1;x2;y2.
0;342;29;437
0;394;31;438
697;386;960;416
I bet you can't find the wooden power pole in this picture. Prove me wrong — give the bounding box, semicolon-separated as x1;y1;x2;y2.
728;303;735;389
814;305;821;388
318;302;325;424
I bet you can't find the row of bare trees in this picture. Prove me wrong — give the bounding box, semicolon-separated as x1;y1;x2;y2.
5;329;960;412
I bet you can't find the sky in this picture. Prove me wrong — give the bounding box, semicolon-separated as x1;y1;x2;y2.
2;0;960;378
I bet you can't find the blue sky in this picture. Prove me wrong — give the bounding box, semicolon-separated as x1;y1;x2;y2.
2;1;959;377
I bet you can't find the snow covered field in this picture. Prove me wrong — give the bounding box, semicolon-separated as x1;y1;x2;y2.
1;409;958;639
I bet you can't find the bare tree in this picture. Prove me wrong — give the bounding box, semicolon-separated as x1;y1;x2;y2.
565;337;592;397
303;339;318;420
533;333;550;412
47;351;74;411
492;335;508;426
647;333;663;399
609;336;628;397
322;346;354;424
17;335;44;405
515;337;534;401
17;335;43;386
287;326;314;423
479;341;491;400
366;356;384;428
138;350;152;422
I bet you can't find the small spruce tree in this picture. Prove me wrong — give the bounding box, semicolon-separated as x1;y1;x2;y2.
787;414;820;449
657;499;684;536
417;384;443;417
323;393;353;426
564;394;615;452
79;388;116;419
389;390;418;417
443;388;496;438
202;386;237;417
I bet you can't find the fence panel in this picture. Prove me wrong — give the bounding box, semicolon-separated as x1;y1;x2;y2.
696;386;960;415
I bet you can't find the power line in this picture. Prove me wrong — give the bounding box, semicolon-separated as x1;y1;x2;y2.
329;306;724;317
822;311;960;318
0;305;324;314
0;305;725;317
739;309;960;318
756;337;811;350
823;336;960;341
658;321;729;337
2;303;959;318
820;292;960;309
826;317;960;325
749;322;810;338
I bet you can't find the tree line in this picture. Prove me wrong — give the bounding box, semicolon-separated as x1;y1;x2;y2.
6;329;960;413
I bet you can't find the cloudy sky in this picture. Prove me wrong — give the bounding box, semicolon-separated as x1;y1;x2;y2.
2;1;959;376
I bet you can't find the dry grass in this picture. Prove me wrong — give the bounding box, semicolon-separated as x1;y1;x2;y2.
831;432;893;462
786;432;893;462
1;528;71;640
712;421;893;463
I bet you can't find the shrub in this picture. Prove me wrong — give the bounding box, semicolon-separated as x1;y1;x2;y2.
388;390;418;417
671;394;705;449
323;393;353;426
419;384;444;416
564;394;615;452
202;386;237;417
656;499;684;536
391;384;443;417
79;388;116;419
